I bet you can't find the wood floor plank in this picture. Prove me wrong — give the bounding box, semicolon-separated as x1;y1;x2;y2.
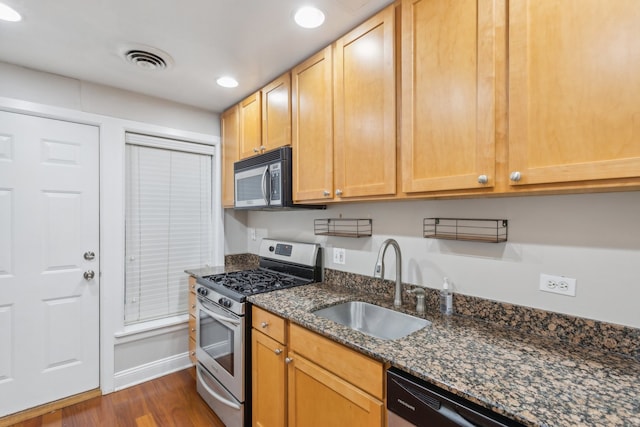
5;368;225;427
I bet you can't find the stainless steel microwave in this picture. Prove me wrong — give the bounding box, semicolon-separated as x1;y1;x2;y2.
233;146;325;210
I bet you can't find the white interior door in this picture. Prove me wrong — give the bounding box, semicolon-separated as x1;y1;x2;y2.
0;111;100;416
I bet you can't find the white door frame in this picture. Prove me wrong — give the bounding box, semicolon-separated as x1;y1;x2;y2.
0;96;223;395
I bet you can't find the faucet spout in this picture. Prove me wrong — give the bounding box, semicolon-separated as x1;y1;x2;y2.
374;238;403;307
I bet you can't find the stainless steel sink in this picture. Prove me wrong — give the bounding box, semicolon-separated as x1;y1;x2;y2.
312;301;431;340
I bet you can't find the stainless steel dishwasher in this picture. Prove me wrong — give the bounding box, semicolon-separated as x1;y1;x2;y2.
387;368;526;427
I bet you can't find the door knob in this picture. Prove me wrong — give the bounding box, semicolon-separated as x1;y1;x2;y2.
84;251;95;260
84;270;95;280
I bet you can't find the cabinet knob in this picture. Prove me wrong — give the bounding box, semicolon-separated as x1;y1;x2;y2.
260;321;269;328
260;145;266;152
477;175;488;184
274;348;283;355
253;147;259;153
509;171;522;182
323;190;330;197
335;189;343;196
191;328;195;332
285;357;293;364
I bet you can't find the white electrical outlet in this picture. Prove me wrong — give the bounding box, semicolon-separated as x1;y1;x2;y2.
333;248;346;265
249;228;256;241
539;273;576;296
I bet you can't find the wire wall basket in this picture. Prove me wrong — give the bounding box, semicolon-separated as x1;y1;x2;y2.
423;218;508;243
314;218;373;238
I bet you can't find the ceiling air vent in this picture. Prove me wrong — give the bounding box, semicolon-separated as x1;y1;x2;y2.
124;49;170;70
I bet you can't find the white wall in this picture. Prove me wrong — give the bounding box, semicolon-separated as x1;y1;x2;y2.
0;61;219;135
244;192;640;328
0;61;224;394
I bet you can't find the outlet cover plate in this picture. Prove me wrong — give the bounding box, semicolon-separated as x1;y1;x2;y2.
333;248;346;265
539;273;576;296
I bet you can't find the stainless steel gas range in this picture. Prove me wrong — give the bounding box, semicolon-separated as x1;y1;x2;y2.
194;239;322;427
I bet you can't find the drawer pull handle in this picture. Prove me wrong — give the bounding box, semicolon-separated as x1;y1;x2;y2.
260;321;269;328
274;349;283;355
285;357;293;364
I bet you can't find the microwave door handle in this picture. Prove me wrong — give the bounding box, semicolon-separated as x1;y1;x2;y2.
261;166;270;206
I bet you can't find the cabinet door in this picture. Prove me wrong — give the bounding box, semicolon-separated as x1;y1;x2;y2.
239;91;262;159
401;0;497;193
252;330;287;427
508;0;640;187
262;73;291;152
221;105;239;208
292;46;334;202
334;5;396;199
287;352;384;427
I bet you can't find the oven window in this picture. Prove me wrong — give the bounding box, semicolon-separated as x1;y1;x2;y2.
199;310;235;376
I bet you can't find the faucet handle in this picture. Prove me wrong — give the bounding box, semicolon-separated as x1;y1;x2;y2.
407;285;429;313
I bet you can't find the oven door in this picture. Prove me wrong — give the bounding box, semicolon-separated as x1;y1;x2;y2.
235;164;270;208
196;296;244;400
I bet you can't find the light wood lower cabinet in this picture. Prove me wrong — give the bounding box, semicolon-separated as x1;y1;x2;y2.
188;276;197;364
251;307;386;427
252;330;287;427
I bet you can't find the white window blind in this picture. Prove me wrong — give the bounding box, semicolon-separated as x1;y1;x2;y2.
125;133;215;325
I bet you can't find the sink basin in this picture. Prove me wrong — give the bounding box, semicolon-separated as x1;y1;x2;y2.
312;301;431;340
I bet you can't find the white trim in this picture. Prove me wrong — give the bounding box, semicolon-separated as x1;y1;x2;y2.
112;352;194;391
125;132;216;155
114;315;189;343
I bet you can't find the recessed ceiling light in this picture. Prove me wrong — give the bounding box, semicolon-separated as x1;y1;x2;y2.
217;77;239;88
0;2;22;22
294;6;325;29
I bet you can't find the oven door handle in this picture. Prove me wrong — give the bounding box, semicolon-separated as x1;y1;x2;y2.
196;366;242;410
199;299;241;326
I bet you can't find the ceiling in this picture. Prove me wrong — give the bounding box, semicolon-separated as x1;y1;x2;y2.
0;0;393;113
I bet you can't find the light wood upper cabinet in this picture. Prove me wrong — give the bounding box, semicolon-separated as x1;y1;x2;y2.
401;0;497;193
333;4;396;199
507;0;640;188
238;91;262;159
262;72;292;151
292;46;334;202
221;105;239;208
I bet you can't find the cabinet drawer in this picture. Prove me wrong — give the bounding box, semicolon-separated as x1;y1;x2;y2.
189;337;197;364
289;324;384;400
189;288;196;315
252;306;287;344
189;314;196;338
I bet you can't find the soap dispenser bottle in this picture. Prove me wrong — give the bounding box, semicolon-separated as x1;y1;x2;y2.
440;277;453;315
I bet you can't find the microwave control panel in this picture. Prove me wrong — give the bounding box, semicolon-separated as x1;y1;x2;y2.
269;163;281;204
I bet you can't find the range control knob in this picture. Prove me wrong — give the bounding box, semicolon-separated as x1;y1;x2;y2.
269;246;275;252
197;287;208;297
218;297;232;308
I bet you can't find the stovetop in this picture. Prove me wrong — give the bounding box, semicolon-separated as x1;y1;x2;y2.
199;268;311;297
195;239;322;311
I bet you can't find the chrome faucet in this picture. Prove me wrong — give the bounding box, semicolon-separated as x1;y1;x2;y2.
374;239;403;307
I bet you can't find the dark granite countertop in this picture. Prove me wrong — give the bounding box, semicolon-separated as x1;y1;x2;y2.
248;282;640;427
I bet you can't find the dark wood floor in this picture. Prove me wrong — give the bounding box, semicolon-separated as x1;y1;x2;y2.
9;368;225;427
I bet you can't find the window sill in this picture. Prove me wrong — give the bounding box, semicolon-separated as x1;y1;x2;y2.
114;314;190;344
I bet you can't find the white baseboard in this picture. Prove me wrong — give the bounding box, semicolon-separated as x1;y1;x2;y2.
113;352;194;391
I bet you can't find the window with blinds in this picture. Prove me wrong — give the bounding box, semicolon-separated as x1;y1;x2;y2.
125;133;215;325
